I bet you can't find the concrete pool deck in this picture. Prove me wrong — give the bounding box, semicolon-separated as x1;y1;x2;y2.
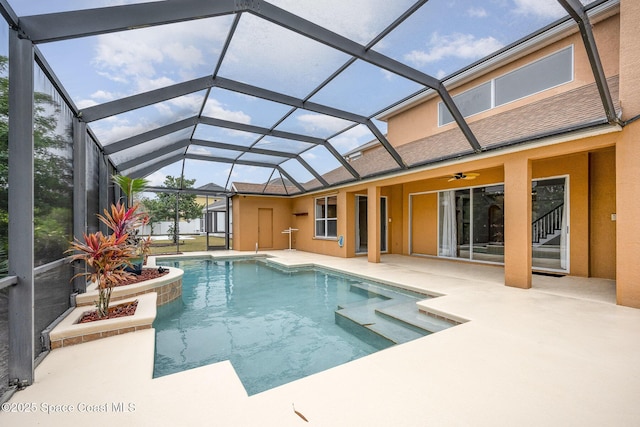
2;250;639;426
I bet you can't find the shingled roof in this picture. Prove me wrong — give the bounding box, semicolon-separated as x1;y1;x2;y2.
266;75;619;193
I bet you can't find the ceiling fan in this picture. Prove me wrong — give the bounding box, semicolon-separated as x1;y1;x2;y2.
447;172;480;182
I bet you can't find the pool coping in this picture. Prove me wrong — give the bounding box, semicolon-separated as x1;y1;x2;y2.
5;250;637;427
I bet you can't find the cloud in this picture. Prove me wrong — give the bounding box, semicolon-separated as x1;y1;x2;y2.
512;0;566;19
77;99;98;109
380;69;398;81
94;35;163;79
159;93;204;118
467;7;488;18
329;124;371;152
145;171;167;187
187;146;214;156
268;0;410;45
93;120;155;144
202;98;252;124
96;70;129;84
404;32;504;66
219;14;348;97
91;90;116;101
92;17;230;93
296;113;352;135
138;76;177;93
300;151;317;161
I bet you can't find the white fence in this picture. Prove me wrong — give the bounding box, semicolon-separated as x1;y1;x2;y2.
140;219;204;237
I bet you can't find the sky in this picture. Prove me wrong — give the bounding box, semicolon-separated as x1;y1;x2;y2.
2;0;596;191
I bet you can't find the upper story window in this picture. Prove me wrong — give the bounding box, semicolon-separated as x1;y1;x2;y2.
315;195;337;238
438;46;573;126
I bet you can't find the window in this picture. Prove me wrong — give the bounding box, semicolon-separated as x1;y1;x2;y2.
439;81;492;126
495;47;573;106
438;46;573;126
315;195;337;238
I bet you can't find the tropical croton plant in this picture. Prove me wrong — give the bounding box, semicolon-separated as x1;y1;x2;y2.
68;202;148;318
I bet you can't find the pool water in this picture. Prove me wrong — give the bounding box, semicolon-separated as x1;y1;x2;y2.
153;258;425;395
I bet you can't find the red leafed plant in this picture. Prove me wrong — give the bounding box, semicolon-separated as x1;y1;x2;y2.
98;202;152;261
68;202;147;318
68;231;135;318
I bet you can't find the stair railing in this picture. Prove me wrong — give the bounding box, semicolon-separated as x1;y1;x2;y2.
532;203;564;244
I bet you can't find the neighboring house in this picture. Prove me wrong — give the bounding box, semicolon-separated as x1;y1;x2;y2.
195;182;226;208
231;3;640;308
202;198;233;235
194;182;227;233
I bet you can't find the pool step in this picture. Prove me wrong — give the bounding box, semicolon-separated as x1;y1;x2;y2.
375;301;454;333
336;282;453;346
337;296;394;311
349;282;424;300
335;308;426;347
335;300;430;346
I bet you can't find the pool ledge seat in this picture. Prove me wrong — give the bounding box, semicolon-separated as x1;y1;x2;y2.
49;293;157;350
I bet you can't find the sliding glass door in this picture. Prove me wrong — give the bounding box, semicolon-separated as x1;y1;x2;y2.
439;185;504;263
532;177;568;271
435;179;567;271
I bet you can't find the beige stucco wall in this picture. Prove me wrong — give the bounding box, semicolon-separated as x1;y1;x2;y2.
388;184;404;254
289;191;346;257
409;192;437;256
232;195;293;251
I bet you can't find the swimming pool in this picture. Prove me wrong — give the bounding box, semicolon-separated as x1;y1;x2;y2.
153;257;446;395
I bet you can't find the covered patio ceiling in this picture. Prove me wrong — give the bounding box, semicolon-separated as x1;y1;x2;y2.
1;0;617;195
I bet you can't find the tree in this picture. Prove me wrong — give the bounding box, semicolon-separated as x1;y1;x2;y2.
112;174;149;208
0;55;74;267
141;176;202;243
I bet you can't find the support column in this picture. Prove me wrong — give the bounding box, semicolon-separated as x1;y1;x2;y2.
367;185;381;263
616;0;640;308
504;156;532;289
98;155;109;234
8;30;35;386
616;120;640;307
73;119;87;293
225;196;231;250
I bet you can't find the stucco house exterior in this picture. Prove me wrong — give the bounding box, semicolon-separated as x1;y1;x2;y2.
231;1;640;309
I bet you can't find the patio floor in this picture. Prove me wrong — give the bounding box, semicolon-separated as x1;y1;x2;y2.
1;251;637;426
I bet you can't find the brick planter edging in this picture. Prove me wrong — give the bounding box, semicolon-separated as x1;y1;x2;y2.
49;293;157;349
76;267;183;307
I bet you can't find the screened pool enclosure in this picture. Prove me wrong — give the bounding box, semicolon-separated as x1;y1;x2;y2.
0;0;619;400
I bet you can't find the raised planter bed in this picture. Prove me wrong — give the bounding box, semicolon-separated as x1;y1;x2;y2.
49;293;157;349
75;266;183;307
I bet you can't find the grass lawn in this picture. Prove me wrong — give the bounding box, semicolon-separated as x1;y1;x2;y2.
148;235;230;255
